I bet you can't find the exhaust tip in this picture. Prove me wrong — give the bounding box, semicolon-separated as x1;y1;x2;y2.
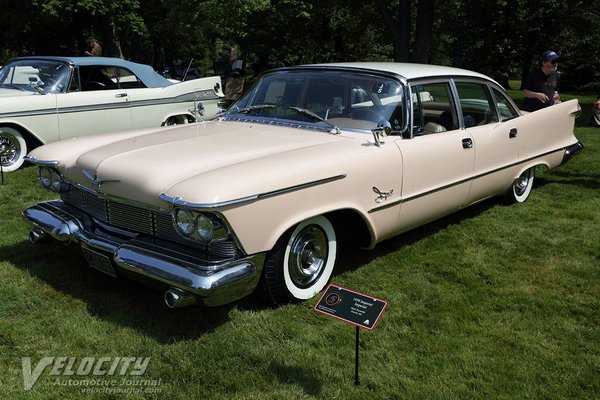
29;229;48;244
164;287;197;309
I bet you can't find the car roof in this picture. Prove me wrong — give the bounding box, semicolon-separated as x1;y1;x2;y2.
11;56;173;88
301;62;497;84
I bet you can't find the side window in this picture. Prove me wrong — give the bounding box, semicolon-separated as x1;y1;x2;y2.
411;82;455;135
79;66;118;91
455;82;498;126
491;87;519;121
115;67;145;89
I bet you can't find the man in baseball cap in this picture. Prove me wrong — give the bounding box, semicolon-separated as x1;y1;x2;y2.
522;50;561;112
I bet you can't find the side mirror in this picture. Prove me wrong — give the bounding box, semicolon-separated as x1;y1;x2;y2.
371;120;392;147
29;77;46;94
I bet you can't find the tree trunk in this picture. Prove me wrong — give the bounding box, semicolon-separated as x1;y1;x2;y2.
377;0;436;63
105;5;124;58
376;0;412;62
413;0;434;63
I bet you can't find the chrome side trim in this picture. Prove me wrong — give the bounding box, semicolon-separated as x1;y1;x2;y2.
368;143;579;214
0;92;221;119
0;108;57;118
23;156;59;166
160;174;347;210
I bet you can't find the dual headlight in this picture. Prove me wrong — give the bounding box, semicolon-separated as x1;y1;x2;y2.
173;208;228;243
38;166;69;193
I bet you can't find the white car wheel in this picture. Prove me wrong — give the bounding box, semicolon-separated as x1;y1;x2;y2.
164;115;190;126
506;167;535;204
263;216;337;304
0;127;27;172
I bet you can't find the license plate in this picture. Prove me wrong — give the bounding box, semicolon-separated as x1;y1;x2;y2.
82;247;118;278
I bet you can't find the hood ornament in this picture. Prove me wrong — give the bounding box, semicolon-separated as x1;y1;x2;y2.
82;169;120;190
373;186;394;203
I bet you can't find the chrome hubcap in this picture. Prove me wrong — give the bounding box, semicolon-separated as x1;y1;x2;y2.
288;225;328;288
0;134;20;167
515;170;532;196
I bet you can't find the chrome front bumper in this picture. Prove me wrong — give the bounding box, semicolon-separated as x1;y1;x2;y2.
22;201;264;307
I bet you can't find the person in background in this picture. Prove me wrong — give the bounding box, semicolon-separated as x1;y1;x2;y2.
523;50;561;112
84;36;102;57
593;95;600;126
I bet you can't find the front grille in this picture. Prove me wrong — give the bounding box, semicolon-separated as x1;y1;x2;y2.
61;187;240;259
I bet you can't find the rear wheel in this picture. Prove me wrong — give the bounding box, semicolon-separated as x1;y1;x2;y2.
505;167;535;204
0;127;27;172
164;115;190;126
262;215;337;305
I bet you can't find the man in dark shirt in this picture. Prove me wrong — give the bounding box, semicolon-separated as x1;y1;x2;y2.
522;50;560;112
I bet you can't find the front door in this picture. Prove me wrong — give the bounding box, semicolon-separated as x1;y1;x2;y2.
56;65;131;140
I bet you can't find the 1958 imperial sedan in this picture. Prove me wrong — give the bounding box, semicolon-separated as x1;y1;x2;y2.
22;62;582;308
0;56;224;171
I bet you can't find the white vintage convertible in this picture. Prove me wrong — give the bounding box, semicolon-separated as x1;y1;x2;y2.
0;56;224;171
22;63;582;308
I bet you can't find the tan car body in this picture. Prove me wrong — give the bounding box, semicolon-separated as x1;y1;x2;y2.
22;63;582;307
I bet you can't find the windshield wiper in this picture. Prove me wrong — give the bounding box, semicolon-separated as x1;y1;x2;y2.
289;106;341;134
234;104;277;114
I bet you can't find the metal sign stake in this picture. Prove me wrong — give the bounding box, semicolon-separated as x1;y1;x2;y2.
355;326;360;386
314;284;388;387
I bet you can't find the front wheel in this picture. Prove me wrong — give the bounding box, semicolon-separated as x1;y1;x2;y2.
0;127;27;172
505;167;535;204
262;215;337;305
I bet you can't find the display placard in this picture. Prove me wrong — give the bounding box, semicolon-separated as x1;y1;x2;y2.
314;284;387;331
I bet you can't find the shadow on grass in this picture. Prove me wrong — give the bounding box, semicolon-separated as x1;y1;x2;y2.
269;360;322;396
538;170;600;190
334;196;504;276
0;239;260;343
2;194;520;343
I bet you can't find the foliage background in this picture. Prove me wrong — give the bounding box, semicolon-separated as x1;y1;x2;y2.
0;0;598;91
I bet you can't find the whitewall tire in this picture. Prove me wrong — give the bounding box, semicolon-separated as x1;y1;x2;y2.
263;215;337;305
0;127;27;172
505;167;535;204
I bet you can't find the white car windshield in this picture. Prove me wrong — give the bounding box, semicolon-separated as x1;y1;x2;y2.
0;60;70;94
226;70;407;133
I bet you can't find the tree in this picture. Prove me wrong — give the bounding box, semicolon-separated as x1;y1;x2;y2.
375;0;435;63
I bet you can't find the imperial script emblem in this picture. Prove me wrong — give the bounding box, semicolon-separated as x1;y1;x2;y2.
372;186;394;203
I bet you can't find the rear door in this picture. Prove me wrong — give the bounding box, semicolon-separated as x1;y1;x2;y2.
455;81;520;205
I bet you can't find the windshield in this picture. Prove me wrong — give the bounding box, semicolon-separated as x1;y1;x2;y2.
0;59;71;94
225;70;407;133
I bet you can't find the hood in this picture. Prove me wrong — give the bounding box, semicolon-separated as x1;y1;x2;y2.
57;121;356;208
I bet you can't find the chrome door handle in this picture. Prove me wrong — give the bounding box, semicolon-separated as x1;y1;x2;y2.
462;138;473;149
115;93;127;98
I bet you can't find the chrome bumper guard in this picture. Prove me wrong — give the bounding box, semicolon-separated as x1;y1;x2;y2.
562;142;584;165
22;200;264;307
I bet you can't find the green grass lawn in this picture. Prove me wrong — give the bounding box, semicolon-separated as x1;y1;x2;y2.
0;92;598;399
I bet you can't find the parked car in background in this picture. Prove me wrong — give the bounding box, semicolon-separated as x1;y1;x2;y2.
22;62;582;308
0;56;224;171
